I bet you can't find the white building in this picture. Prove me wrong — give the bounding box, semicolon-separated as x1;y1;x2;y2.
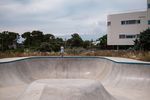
107;0;150;46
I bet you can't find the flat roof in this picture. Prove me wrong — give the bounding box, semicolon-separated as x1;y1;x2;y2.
108;10;147;16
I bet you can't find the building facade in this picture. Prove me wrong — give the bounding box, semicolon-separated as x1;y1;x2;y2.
107;0;150;46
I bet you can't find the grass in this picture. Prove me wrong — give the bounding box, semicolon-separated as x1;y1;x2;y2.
0;50;150;61
79;50;150;61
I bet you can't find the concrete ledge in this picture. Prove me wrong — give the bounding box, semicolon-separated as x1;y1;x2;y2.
0;56;149;65
18;79;115;100
104;57;150;64
0;57;30;63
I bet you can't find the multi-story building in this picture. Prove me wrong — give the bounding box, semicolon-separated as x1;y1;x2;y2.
107;0;150;46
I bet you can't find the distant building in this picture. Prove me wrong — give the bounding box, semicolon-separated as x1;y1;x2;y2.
107;0;150;46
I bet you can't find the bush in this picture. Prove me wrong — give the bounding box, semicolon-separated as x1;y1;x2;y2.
134;29;150;51
65;47;86;55
38;42;52;52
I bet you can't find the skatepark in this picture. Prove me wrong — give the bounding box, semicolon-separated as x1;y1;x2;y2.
0;56;150;100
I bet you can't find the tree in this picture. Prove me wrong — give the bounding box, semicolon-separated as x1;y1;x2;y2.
22;30;44;48
52;37;64;52
22;32;32;48
67;33;83;48
83;40;91;49
134;29;150;51
96;34;107;49
22;31;64;52
43;34;55;43
0;31;19;51
31;31;44;47
39;42;52;52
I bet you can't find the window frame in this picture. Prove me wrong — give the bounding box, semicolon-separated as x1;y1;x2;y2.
148;4;150;8
119;34;126;39
119;34;138;39
107;21;111;26
126;35;136;39
121;20;140;25
121;21;125;25
148;20;150;25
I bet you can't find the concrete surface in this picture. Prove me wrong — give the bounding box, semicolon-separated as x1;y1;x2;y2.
19;79;115;100
0;56;150;100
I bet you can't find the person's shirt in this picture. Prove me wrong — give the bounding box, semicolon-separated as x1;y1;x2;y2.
61;46;64;53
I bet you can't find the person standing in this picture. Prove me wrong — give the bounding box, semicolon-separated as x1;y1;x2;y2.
60;46;64;57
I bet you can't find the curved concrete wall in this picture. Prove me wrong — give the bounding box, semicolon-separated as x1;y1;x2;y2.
0;57;149;89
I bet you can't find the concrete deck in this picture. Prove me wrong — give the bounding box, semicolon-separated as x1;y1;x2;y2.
0;56;150;100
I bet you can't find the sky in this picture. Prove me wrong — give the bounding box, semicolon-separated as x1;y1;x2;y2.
0;0;147;40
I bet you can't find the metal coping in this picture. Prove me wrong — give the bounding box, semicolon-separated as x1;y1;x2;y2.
0;56;150;65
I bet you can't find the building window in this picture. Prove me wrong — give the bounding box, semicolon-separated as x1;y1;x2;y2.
121;21;125;25
148;20;150;25
119;35;125;39
121;20;140;25
148;4;150;8
119;34;137;39
126;35;136;39
128;20;135;24
107;21;111;26
137;20;140;24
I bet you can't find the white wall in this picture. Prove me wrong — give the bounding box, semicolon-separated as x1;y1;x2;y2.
107;11;147;45
148;0;150;28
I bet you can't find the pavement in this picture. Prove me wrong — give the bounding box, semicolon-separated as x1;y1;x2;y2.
0;56;150;100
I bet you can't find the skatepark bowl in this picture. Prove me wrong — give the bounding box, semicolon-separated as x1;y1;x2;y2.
0;56;150;100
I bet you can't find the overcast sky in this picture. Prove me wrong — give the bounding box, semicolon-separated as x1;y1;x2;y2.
0;0;147;40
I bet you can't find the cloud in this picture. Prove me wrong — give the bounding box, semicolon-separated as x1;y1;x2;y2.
0;0;147;40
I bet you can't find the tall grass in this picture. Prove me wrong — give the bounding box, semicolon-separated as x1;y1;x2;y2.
80;50;150;61
0;50;150;61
